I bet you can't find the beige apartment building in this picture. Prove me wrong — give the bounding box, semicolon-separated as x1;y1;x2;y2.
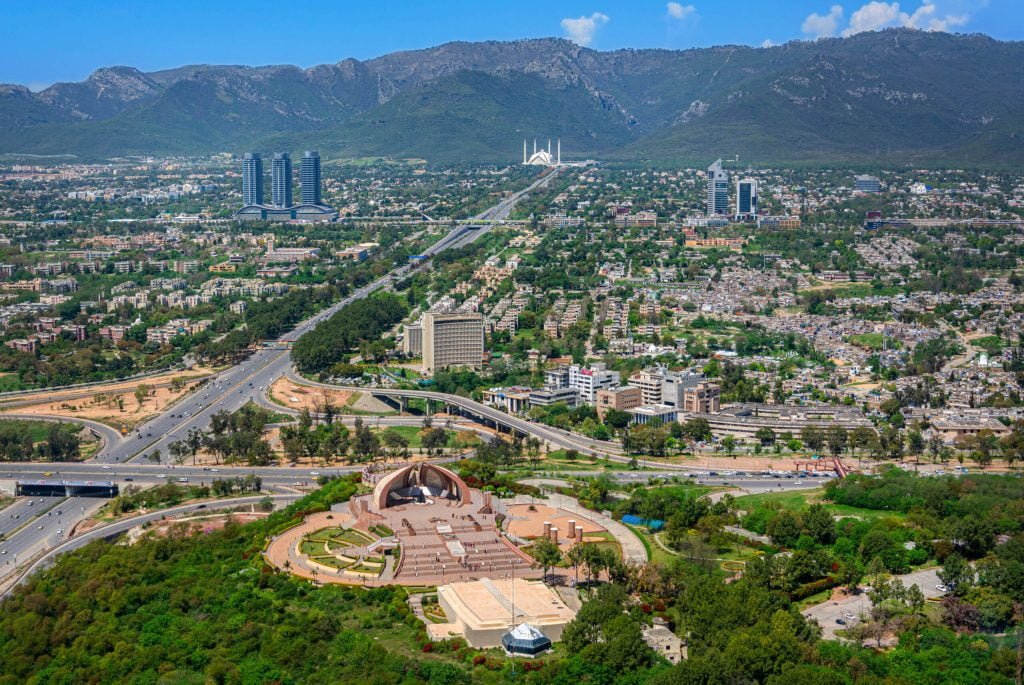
421;312;485;373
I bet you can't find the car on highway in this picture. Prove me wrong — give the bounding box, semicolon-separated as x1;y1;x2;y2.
310;471;320;476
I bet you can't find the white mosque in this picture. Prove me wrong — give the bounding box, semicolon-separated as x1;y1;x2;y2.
522;138;561;166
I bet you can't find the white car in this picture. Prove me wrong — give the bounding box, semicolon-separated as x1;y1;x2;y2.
936;584;948;593
102;465;111;470
310;471;320;476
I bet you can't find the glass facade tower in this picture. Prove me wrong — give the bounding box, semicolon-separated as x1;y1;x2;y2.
301;150;321;206
707;159;729;216
241;153;263;206
271;152;292;208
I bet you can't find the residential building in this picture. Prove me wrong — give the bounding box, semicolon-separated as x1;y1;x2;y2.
300;150;321;206
421;312;485;373
242;153;263;206
271;153;293;208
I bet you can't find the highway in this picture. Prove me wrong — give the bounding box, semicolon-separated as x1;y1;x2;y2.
79;167;562;466
0;496;107;581
0;494;301;597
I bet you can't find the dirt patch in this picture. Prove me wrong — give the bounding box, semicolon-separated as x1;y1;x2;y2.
269;377;352;413
0;375;209;432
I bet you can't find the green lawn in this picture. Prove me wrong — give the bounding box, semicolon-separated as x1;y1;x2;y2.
374;424;454;448
734;488;907;521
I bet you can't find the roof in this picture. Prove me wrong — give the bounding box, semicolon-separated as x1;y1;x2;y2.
502;623;552;655
437;578;575;632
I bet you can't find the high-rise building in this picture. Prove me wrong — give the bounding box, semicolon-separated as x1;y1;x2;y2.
707;159;729;216
855;175;881;193
736;178;757;218
271;153;292;208
301;150;321;206
242;153;263;206
421;312;484;373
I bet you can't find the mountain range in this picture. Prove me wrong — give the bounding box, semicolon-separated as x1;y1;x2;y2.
1;29;1021;166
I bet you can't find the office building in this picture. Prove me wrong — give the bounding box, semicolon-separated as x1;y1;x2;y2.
403;322;422;357
628;367;704;407
421;312;485;373
595;386;642;419
301;150;322;206
855;175;881;193
629;368;666;406
683;381;721;414
569;363;620;404
242;153;263;206
271;153;292;208
736;178;757;218
706;159;729;216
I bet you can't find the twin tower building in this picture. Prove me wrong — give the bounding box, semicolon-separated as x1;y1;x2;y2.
234;151;338;222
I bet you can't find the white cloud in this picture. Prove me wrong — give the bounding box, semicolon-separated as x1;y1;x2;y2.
842;2;971;36
802;5;844;38
561;12;610;46
761;39;776;48
666;2;696;20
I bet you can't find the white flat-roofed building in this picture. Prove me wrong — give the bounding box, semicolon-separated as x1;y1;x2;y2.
429;578;576;648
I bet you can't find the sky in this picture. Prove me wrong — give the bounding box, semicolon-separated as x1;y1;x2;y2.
2;0;1019;90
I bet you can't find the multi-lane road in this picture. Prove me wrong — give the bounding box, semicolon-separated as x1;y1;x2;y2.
77;167;562;466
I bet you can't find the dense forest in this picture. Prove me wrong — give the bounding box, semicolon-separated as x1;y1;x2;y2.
292;293;408;374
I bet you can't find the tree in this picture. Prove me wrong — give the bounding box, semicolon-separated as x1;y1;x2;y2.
826;426;848;458
566;543;585;587
530;537;563;583
134;384;150;410
168;440;188;466
849;426;876;463
767;510;801;547
939;553;974;596
800;426;825;453
802;503;836;545
906;583;925;614
684;417;713;443
755;426;776;446
721;435;737;457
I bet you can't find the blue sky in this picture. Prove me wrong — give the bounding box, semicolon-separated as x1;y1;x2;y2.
3;0;1019;89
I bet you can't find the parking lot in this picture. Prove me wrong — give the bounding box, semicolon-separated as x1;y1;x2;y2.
802;568;941;639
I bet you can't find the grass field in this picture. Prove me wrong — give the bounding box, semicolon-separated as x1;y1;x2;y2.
734;488;907;521
374;424;454;448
